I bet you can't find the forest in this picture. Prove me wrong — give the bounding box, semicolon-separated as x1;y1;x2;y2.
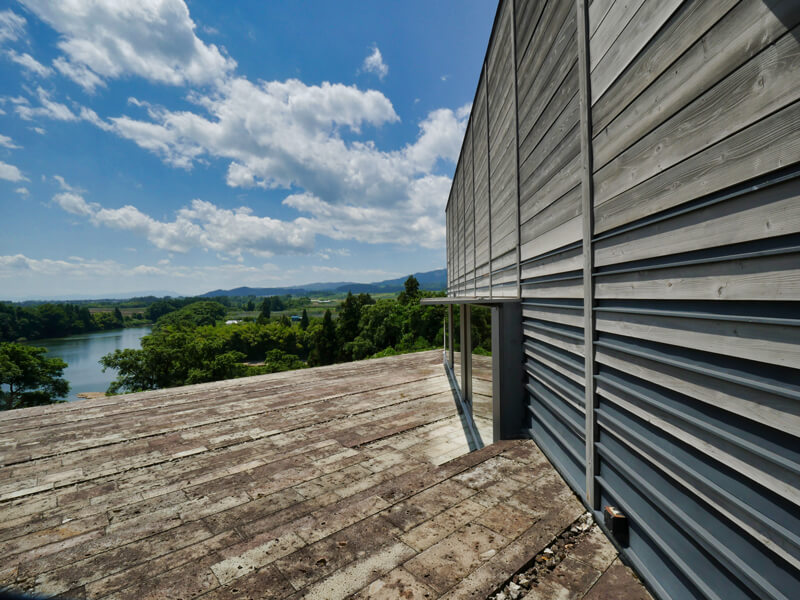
100;277;491;394
1;277;492;406
0;293;339;343
0;302;129;341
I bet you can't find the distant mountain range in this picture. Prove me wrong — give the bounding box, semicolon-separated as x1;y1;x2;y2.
201;268;447;297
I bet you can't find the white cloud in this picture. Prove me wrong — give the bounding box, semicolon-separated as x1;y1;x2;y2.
0;254;119;278
0;10;26;44
101;76;468;248
54;174;78;191
0;133;20;149
308;265;398;281
317;247;350;260
12;87;114;131
0;160;27;182
20;0;235;89
51;186;315;257
9;0;469;252
282;176;451;249
53;191;95;215
110;77;401;186
78;106;114;131
15;87;78;122
5;50;52;77
361;46;388;80
52;57;104;92
404;106;471;172
0;253;296;297
16;186;29;196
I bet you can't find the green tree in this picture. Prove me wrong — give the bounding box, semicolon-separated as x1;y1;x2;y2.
145;299;177;322
0;342;69;410
398;275;421;305
93;312;120;330
357;299;402;350
337;292;374;360
35;304;71;337
337;292;361;345
300;309;309;330
245;300;255;312
269;296;286;311
113;307;124;327
257;299;271;324
311;309;337;366
155;301;226;330
100;348;160;393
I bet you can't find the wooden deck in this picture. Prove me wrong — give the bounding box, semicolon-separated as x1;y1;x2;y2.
0;351;651;599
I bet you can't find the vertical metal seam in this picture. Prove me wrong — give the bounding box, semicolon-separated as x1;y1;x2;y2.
511;0;522;299
485;58;493;299
575;0;597;509
471;110;477;296
462;304;472;410
461;156;466;294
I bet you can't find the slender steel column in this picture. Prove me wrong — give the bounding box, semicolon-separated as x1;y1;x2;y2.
575;0;598;509
491;302;524;442
447;304;455;368
460;304;472;413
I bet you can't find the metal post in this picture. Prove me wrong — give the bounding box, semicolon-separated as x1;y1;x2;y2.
576;0;598;509
492;302;524;442
447;304;455;368
460;304;472;412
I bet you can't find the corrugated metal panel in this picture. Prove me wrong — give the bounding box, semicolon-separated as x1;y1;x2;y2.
588;0;800;596
488;0;517;266
464;127;476;292
591;171;800;599
515;0;584;498
474;72;491;290
443;0;800;598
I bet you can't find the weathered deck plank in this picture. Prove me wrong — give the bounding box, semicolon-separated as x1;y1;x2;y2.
0;351;650;599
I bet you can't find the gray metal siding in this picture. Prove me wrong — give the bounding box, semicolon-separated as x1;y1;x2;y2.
516;0;585;500
445;0;800;598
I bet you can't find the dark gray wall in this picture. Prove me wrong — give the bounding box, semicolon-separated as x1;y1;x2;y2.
445;1;800;598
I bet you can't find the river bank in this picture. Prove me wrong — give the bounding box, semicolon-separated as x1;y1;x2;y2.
24;326;151;401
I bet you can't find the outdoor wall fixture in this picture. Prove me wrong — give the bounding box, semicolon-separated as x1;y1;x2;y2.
603;506;629;548
420;296;524;444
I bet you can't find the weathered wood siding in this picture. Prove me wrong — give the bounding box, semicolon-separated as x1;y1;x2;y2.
445;0;800;598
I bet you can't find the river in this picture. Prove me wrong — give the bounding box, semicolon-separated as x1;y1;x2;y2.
25;326;152;401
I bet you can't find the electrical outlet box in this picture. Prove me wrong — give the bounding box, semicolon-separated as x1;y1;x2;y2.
604;506;629;547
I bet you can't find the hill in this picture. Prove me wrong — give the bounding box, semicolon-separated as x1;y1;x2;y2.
201;268;446;297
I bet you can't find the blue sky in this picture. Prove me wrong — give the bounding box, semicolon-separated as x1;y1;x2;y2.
0;0;495;299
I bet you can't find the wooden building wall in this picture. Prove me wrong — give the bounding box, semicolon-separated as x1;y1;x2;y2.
444;1;800;598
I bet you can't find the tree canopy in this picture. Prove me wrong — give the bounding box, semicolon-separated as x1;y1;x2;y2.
398;275;421;305
99;290;474;396
257;299;271;324
0;342;69;410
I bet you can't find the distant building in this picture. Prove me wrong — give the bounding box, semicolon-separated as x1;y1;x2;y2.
290;315;301;322
224;319;241;325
